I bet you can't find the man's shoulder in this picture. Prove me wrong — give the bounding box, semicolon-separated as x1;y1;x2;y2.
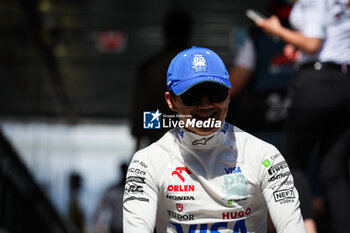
129;130;178;176
134;130;177;158
232;126;280;170
233;125;277;151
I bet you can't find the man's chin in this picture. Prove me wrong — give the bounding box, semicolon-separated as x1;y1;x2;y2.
192;111;218;121
187;126;219;136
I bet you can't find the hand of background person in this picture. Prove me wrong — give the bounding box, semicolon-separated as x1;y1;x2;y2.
255;15;283;37
256;15;321;54
283;44;301;62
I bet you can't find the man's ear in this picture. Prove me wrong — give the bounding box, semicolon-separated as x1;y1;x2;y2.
227;89;231;104
165;92;177;111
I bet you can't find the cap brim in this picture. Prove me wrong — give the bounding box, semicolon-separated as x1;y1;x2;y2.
172;76;231;95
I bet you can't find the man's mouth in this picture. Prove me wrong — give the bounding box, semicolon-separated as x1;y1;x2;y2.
193;111;217;120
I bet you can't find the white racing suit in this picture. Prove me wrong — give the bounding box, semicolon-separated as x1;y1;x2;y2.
123;122;306;233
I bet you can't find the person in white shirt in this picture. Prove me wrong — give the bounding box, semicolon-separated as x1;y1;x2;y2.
256;1;350;233
227;0;297;140
123;46;307;233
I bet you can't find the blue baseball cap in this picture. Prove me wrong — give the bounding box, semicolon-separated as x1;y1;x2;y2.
166;46;231;95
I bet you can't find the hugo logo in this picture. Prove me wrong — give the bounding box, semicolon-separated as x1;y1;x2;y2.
222;208;251;220
172;167;191;182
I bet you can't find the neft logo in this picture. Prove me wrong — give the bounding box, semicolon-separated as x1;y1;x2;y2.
268;161;288;176
172;167;191;182
273;188;295;202
143;110;161;129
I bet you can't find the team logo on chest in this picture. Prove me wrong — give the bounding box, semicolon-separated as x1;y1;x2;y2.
168;167;195;192
172;167;191;182
222;173;249;201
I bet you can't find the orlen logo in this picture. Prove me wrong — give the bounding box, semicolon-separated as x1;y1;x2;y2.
172;167;191;182
167;185;195;192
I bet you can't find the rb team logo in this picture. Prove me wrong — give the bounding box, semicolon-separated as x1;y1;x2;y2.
143;110;162;129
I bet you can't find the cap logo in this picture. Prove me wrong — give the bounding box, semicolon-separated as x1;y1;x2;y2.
191;54;207;72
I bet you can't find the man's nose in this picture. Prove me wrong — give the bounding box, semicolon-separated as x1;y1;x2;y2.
198;93;212;108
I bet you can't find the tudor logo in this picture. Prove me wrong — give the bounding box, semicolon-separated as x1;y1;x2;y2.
172;167;191;182
176;203;184;212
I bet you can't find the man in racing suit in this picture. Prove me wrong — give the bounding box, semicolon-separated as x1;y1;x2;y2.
123;46;306;233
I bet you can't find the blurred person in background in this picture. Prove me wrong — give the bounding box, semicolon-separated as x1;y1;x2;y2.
69;172;85;233
130;7;192;151
227;0;297;142
93;163;128;233
228;2;297;232
256;0;350;233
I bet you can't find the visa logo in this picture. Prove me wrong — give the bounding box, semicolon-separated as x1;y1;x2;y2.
170;220;246;233
225;166;242;174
